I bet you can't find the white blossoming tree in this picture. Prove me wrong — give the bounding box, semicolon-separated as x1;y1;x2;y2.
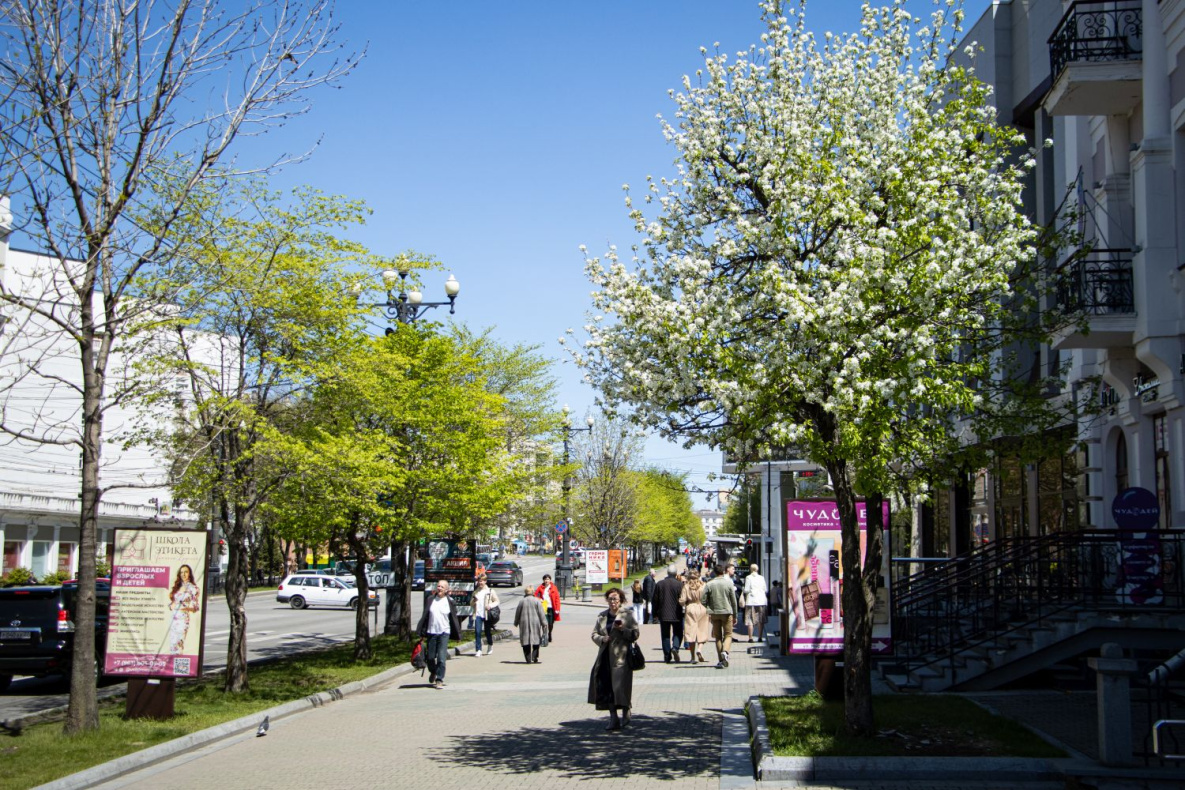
572;0;1049;734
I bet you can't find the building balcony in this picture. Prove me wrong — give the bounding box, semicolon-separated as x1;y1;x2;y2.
1051;248;1136;350
1045;1;1142;116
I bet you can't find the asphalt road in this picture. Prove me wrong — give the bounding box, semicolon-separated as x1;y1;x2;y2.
0;553;564;721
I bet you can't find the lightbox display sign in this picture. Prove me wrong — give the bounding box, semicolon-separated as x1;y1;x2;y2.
585;549;609;584
785;500;892;655
105;527;209;678
424;538;476;616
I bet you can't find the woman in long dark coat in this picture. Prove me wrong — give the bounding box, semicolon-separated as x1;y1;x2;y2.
587;587;639;730
514;584;547;664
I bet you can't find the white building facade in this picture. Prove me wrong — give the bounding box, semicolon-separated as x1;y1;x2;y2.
0;200;195;579
925;0;1184;553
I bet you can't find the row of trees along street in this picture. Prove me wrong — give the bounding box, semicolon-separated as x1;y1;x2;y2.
0;1;705;735
570;0;1083;737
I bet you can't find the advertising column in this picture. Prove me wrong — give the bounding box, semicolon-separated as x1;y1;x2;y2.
784;500;892;655
105;527;209;678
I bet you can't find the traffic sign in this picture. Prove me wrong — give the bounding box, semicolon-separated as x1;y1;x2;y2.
555;520;568;534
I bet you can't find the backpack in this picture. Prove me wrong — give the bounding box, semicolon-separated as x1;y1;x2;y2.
410;639;426;672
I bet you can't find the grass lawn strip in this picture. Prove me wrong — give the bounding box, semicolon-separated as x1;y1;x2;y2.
3;634;417;790
760;691;1068;758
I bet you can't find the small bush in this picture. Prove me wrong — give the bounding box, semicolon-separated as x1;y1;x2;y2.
38;570;69;585
95;560;111;578
1;567;37;587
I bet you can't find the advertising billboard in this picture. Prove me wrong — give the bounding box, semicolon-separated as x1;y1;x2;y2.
424;538;477;617
585;549;609;584
105;527;209;678
785;500;892;655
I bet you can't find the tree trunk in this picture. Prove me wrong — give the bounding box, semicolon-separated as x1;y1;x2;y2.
223;502;251;693
383;538;412;639
348;533;371;660
821;442;876;738
64;348;101;734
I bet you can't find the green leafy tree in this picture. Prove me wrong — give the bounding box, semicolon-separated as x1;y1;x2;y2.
142;181;371;692
573;1;1066;734
0;0;356;731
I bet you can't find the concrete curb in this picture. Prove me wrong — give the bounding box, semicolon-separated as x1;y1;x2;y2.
30;639;492;790
745;695;1076;784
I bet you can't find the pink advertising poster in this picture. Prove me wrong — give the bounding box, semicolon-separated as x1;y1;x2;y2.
785;500;892;655
105;528;208;678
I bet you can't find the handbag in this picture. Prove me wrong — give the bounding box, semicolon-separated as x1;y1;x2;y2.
627;641;646;671
486;604;501;626
410;639;426;672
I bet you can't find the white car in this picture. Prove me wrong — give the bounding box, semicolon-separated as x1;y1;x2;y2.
276;574;378;610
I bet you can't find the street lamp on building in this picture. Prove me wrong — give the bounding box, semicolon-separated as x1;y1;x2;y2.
557;405;594;595
371;256;460;326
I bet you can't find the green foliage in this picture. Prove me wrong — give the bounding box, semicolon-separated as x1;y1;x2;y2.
1;567;37;587
95;560;111;578
632;468;702;546
38;570;70;585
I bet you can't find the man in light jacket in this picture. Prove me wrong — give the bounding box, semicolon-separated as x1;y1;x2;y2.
701;564;738;668
742;563;769;642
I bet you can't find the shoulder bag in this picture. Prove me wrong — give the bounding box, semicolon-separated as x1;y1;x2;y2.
627;641;646;671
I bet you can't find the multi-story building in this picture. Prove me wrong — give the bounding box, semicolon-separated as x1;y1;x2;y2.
0;199;195;578
696;508;724;542
922;0;1183;555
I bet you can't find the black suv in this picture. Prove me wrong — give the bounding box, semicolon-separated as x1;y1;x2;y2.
0;581;110;690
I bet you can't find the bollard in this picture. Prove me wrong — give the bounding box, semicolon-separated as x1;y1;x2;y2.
1088;642;1138;766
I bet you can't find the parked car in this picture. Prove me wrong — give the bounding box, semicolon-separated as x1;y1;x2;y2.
412;560;425;591
276;575;377;610
485;560;524;588
0;581;110;690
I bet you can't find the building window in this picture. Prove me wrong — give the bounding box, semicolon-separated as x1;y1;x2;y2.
1116;432;1128;492
3;541;22;574
31;540;52;578
1037;448;1081;534
996;455;1027;539
57;542;76;575
1154;414;1171;530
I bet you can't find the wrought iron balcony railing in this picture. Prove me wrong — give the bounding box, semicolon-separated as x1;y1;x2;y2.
1049;1;1143;78
1056;247;1135;315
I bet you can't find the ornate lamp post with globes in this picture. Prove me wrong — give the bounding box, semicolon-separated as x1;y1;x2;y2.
557;405;594;596
371;255;460;327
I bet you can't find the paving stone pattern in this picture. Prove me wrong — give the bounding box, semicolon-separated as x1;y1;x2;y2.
94;600;813;790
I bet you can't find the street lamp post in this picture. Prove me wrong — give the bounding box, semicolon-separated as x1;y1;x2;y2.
371;257;460;327
558;405;593;597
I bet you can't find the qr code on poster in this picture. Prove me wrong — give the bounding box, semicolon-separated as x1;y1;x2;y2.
172;657;191;675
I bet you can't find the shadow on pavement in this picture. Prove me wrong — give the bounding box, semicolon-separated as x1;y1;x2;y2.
427;710;721;780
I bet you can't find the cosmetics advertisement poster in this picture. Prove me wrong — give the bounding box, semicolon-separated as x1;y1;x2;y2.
105;528;209;678
785;500;892;655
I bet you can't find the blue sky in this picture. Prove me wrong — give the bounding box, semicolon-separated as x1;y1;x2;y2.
236;0;993;505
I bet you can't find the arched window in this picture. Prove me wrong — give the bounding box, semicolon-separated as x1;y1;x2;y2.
1115;432;1129;492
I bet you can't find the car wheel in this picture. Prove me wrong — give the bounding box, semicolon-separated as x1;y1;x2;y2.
0;673;11;692
289;595;306;610
349;597;359;610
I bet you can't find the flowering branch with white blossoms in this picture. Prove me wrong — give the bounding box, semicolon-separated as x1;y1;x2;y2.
572;0;1058;493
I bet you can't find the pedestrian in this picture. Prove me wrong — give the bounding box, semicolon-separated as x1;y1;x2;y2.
702;563;738;668
770;579;784;616
743;563;768;643
678;568;711;663
416;579;462;688
472;575;500;657
588;587;639;731
630;578;646;624
651;565;685;663
534;573;562;643
515;584;547;663
641;568;657;624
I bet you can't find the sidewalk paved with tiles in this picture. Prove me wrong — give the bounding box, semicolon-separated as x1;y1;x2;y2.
93;600;815;790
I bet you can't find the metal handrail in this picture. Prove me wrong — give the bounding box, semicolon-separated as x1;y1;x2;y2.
888;530;1185;684
1049;1;1143;77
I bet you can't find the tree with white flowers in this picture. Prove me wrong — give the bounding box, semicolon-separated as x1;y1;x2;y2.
571;0;1057;734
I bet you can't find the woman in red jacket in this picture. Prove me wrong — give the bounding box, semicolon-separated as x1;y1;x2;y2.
535;574;562;643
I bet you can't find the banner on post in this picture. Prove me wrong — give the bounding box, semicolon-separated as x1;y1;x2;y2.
104;527;209;678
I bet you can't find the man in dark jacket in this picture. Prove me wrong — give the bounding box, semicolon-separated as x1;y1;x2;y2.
416;579;462;688
650;565;685;662
641;568;657;624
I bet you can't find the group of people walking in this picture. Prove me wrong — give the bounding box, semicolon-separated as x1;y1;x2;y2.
415;558;769;733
